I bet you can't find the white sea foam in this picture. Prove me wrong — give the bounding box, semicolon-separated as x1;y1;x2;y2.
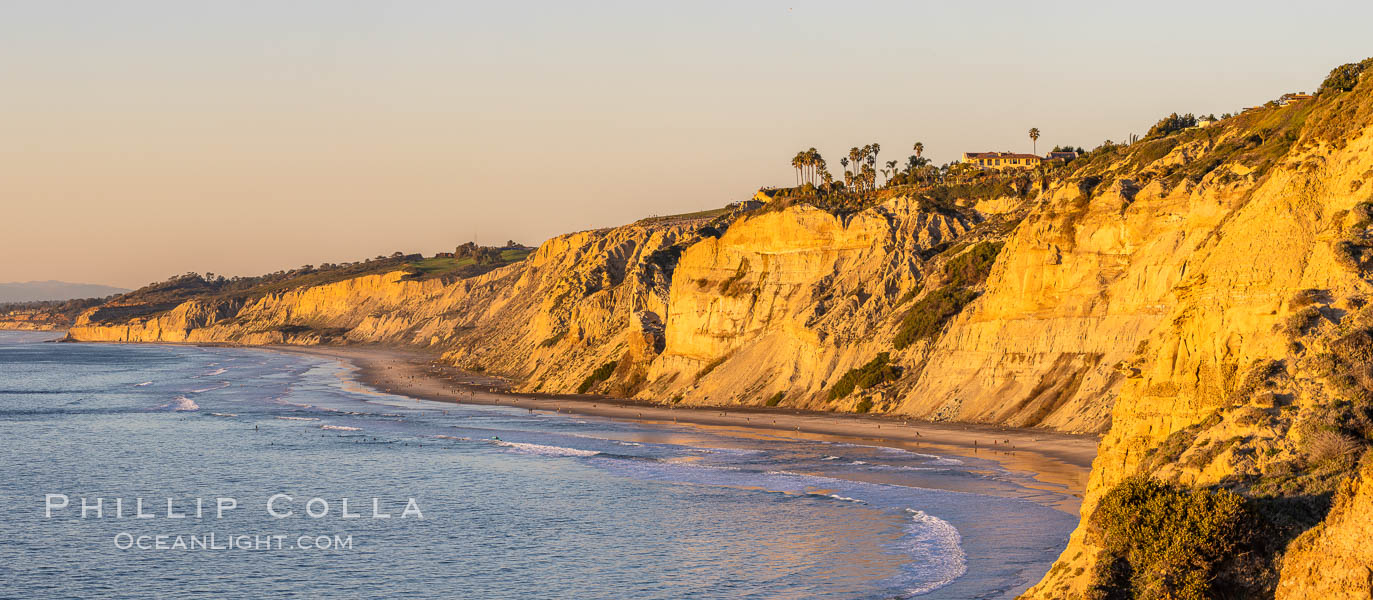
192;368;228;379
190;382;231;393
901;508;968;596
827;494;865;504
861;464;949;473
155;396;200;412
133;381;153;387
820;455;841;461
492;440;600;457
276;416;320;421
321;425;362;431
433;435;470;441
208;412;238;417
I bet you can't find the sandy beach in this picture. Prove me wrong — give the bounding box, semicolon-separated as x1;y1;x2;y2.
270;344;1099;513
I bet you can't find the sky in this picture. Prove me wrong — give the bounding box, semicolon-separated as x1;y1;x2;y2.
2;0;1372;289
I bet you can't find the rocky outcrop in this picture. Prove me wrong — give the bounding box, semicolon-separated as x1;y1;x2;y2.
1276;458;1373;599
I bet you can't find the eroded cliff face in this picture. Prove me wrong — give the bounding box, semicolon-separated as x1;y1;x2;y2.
640;199;978;410
1023;75;1373;598
64;63;1373;599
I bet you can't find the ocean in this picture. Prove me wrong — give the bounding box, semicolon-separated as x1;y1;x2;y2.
0;330;1075;599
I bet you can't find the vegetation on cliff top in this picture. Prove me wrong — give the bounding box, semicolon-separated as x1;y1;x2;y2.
402;246;531;282
86;246;532;324
0;296;112;330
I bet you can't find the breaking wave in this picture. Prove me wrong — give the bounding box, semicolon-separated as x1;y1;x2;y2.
492;440;600;457
901;508;968;596
154;396;200;412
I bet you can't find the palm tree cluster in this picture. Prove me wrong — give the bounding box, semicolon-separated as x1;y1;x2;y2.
790;142;941;199
781;131;1059;210
790;148;828;187
841;143;883;196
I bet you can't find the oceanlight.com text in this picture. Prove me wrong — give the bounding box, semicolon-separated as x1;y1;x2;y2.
113;532;354;551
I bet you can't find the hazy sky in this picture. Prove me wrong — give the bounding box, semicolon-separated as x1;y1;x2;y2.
3;1;1371;288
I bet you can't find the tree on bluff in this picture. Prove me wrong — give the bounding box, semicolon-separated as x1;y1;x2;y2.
1319;57;1373;95
455;242;503;265
1147;113;1197;138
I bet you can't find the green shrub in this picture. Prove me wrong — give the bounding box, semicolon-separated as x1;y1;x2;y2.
855;399;874;413
576;361;618;394
1318;58;1373;95
1182;436;1240;469
893;286;978;349
694;355;728;382
1123;137;1180;171
1282;306;1322;337
1147;112;1198;137
1088;477;1251;600
828;353;901;400
764;391;784;407
1290;289;1323;308
943;242;1004;288
1302;429;1362;468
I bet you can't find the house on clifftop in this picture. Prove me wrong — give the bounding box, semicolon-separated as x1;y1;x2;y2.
962;151;1043;169
1278;92;1313;106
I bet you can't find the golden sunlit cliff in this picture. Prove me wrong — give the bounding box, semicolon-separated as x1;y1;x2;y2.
63;58;1373;599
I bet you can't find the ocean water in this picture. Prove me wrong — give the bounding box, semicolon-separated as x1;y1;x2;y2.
0;331;1075;599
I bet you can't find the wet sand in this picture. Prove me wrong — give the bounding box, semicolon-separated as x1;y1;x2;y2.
269;344;1100;514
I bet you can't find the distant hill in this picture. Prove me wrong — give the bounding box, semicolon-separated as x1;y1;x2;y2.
0;281;129;303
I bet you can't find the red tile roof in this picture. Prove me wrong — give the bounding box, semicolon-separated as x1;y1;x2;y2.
963;152;1041;160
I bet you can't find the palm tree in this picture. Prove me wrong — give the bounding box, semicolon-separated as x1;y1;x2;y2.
885;160;898;186
806;148;821;186
791;152;804;186
868;144;881;193
847;147;864;193
1029;128;1040;155
912;142;924;159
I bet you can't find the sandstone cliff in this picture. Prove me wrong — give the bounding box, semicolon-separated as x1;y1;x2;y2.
1023;62;1373;598
63;59;1373;600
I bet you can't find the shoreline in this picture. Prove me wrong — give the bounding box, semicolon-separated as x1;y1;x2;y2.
269;343;1099;514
